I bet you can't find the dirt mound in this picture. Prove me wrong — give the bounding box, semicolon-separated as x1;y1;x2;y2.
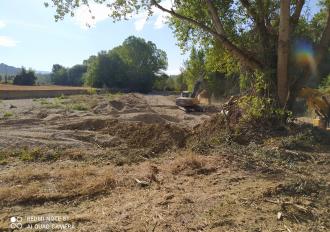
191;113;330;148
109;100;124;110
127;113;167;124
92;93;152;114
60;118;188;154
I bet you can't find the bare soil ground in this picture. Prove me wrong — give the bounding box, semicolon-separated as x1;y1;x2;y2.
0;93;329;232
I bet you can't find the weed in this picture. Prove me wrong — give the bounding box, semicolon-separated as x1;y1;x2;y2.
171;152;207;175
0;151;9;164
56;94;66;100
17;147;60;162
108;92;123;100
87;88;97;95
3;112;13;118
70;103;89;111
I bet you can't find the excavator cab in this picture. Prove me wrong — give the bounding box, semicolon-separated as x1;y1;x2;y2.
181;91;191;98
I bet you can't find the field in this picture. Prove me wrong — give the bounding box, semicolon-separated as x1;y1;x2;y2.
0;84;90;99
0;93;329;231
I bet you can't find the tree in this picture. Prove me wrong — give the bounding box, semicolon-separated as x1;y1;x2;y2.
47;0;330;109
13;67;37;85
112;36;168;92
51;64;68;85
84;36;168;92
181;46;240;97
84;51;127;88
67;64;87;86
277;0;290;106
51;64;86;86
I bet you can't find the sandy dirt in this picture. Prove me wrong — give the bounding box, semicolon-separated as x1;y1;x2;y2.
0;93;329;232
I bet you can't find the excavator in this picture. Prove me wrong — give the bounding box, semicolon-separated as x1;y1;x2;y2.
298;87;330;129
175;78;210;112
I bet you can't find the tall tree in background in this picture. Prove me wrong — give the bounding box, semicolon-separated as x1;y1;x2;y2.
84;36;167;92
51;64;87;86
47;0;330;109
13;67;37;85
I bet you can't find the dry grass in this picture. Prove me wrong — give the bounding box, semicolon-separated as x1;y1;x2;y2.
0;165;115;206
170;151;217;176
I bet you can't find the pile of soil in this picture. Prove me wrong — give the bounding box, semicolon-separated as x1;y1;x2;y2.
60;118;188;154
92;93;152;114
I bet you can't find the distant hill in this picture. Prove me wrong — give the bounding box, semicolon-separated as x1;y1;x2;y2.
0;63;50;76
0;63;21;76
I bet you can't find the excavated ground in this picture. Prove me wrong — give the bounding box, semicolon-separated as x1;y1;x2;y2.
0;93;329;232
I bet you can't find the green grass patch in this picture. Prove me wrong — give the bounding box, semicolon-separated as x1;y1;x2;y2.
87;88;97;95
3;112;13;118
17;147;60;162
68;103;89;111
108;92;123;100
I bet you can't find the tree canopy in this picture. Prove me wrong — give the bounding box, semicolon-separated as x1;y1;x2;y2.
13;68;37;85
84;36;168;92
47;0;330;109
51;64;86;86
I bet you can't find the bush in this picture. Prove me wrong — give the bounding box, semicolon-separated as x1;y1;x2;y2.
13;68;37;85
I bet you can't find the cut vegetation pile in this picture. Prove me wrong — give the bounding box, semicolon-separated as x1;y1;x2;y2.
60;118;188;155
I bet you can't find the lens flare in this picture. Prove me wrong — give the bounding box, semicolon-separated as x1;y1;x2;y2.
293;39;317;75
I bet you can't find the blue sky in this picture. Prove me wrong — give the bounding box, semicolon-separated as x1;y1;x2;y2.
0;0;187;74
0;0;322;74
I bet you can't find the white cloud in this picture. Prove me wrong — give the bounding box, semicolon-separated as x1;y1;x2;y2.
152;0;171;30
133;13;148;31
0;20;6;29
154;13;168;29
133;0;172;31
166;67;181;75
72;0;172;31
0;36;19;47
73;3;112;29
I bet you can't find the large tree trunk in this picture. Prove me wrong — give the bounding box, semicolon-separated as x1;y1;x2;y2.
277;0;290;107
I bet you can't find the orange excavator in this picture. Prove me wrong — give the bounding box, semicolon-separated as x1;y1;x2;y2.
175;79;204;112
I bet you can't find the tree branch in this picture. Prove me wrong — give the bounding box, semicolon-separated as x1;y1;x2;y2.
316;7;330;66
290;0;305;32
151;0;263;70
204;0;225;35
240;0;271;64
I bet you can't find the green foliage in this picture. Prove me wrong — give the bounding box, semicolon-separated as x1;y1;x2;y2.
180;46;239;97
47;0;330;107
239;95;292;123
319;74;330;94
87;87;97;94
51;64;86;86
70;103;88;111
17;147;60;162
84;36;168;93
13;67;37;85
321;74;330;87
3;112;13;118
84;51;126;88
